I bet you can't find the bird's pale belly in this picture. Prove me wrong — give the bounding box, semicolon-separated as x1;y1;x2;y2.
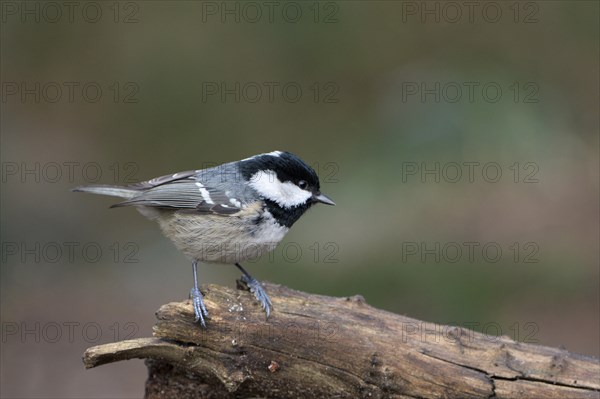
155;203;289;264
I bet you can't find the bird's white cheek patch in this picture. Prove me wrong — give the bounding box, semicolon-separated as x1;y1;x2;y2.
249;170;311;208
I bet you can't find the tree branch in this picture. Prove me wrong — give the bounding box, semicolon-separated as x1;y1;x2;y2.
83;283;600;399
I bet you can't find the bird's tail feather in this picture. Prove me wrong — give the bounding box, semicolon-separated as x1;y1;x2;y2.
71;185;137;199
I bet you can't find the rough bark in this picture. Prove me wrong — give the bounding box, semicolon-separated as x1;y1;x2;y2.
83;283;600;399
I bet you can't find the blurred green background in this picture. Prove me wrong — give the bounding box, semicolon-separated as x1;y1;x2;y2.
1;1;598;397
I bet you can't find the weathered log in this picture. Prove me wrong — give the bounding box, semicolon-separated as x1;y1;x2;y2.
83;283;600;398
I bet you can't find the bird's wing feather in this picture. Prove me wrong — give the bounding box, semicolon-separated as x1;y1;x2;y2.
126;170;200;190
112;179;243;215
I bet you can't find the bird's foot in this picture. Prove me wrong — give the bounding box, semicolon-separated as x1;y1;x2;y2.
238;275;272;319
189;287;209;327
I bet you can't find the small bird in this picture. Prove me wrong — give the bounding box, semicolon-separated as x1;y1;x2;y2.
72;151;335;327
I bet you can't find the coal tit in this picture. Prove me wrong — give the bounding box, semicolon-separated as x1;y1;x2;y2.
73;151;335;327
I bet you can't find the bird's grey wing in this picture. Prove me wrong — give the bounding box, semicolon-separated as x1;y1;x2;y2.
126;170;200;190
112;180;242;215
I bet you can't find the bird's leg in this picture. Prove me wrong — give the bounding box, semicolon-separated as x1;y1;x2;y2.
189;260;209;327
235;262;272;319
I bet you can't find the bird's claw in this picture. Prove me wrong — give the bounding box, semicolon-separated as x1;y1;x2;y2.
240;275;272;319
190;287;209;327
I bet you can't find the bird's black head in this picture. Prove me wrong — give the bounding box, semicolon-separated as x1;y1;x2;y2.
238;151;335;227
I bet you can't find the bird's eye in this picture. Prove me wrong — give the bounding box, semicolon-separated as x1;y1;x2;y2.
298;180;308;190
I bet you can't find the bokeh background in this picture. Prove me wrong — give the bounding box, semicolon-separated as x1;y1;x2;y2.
1;1;598;397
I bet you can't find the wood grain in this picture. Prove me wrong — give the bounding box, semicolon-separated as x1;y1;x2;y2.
83;283;600;399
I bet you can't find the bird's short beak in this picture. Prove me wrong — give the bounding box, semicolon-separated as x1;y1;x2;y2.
313;193;336;206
